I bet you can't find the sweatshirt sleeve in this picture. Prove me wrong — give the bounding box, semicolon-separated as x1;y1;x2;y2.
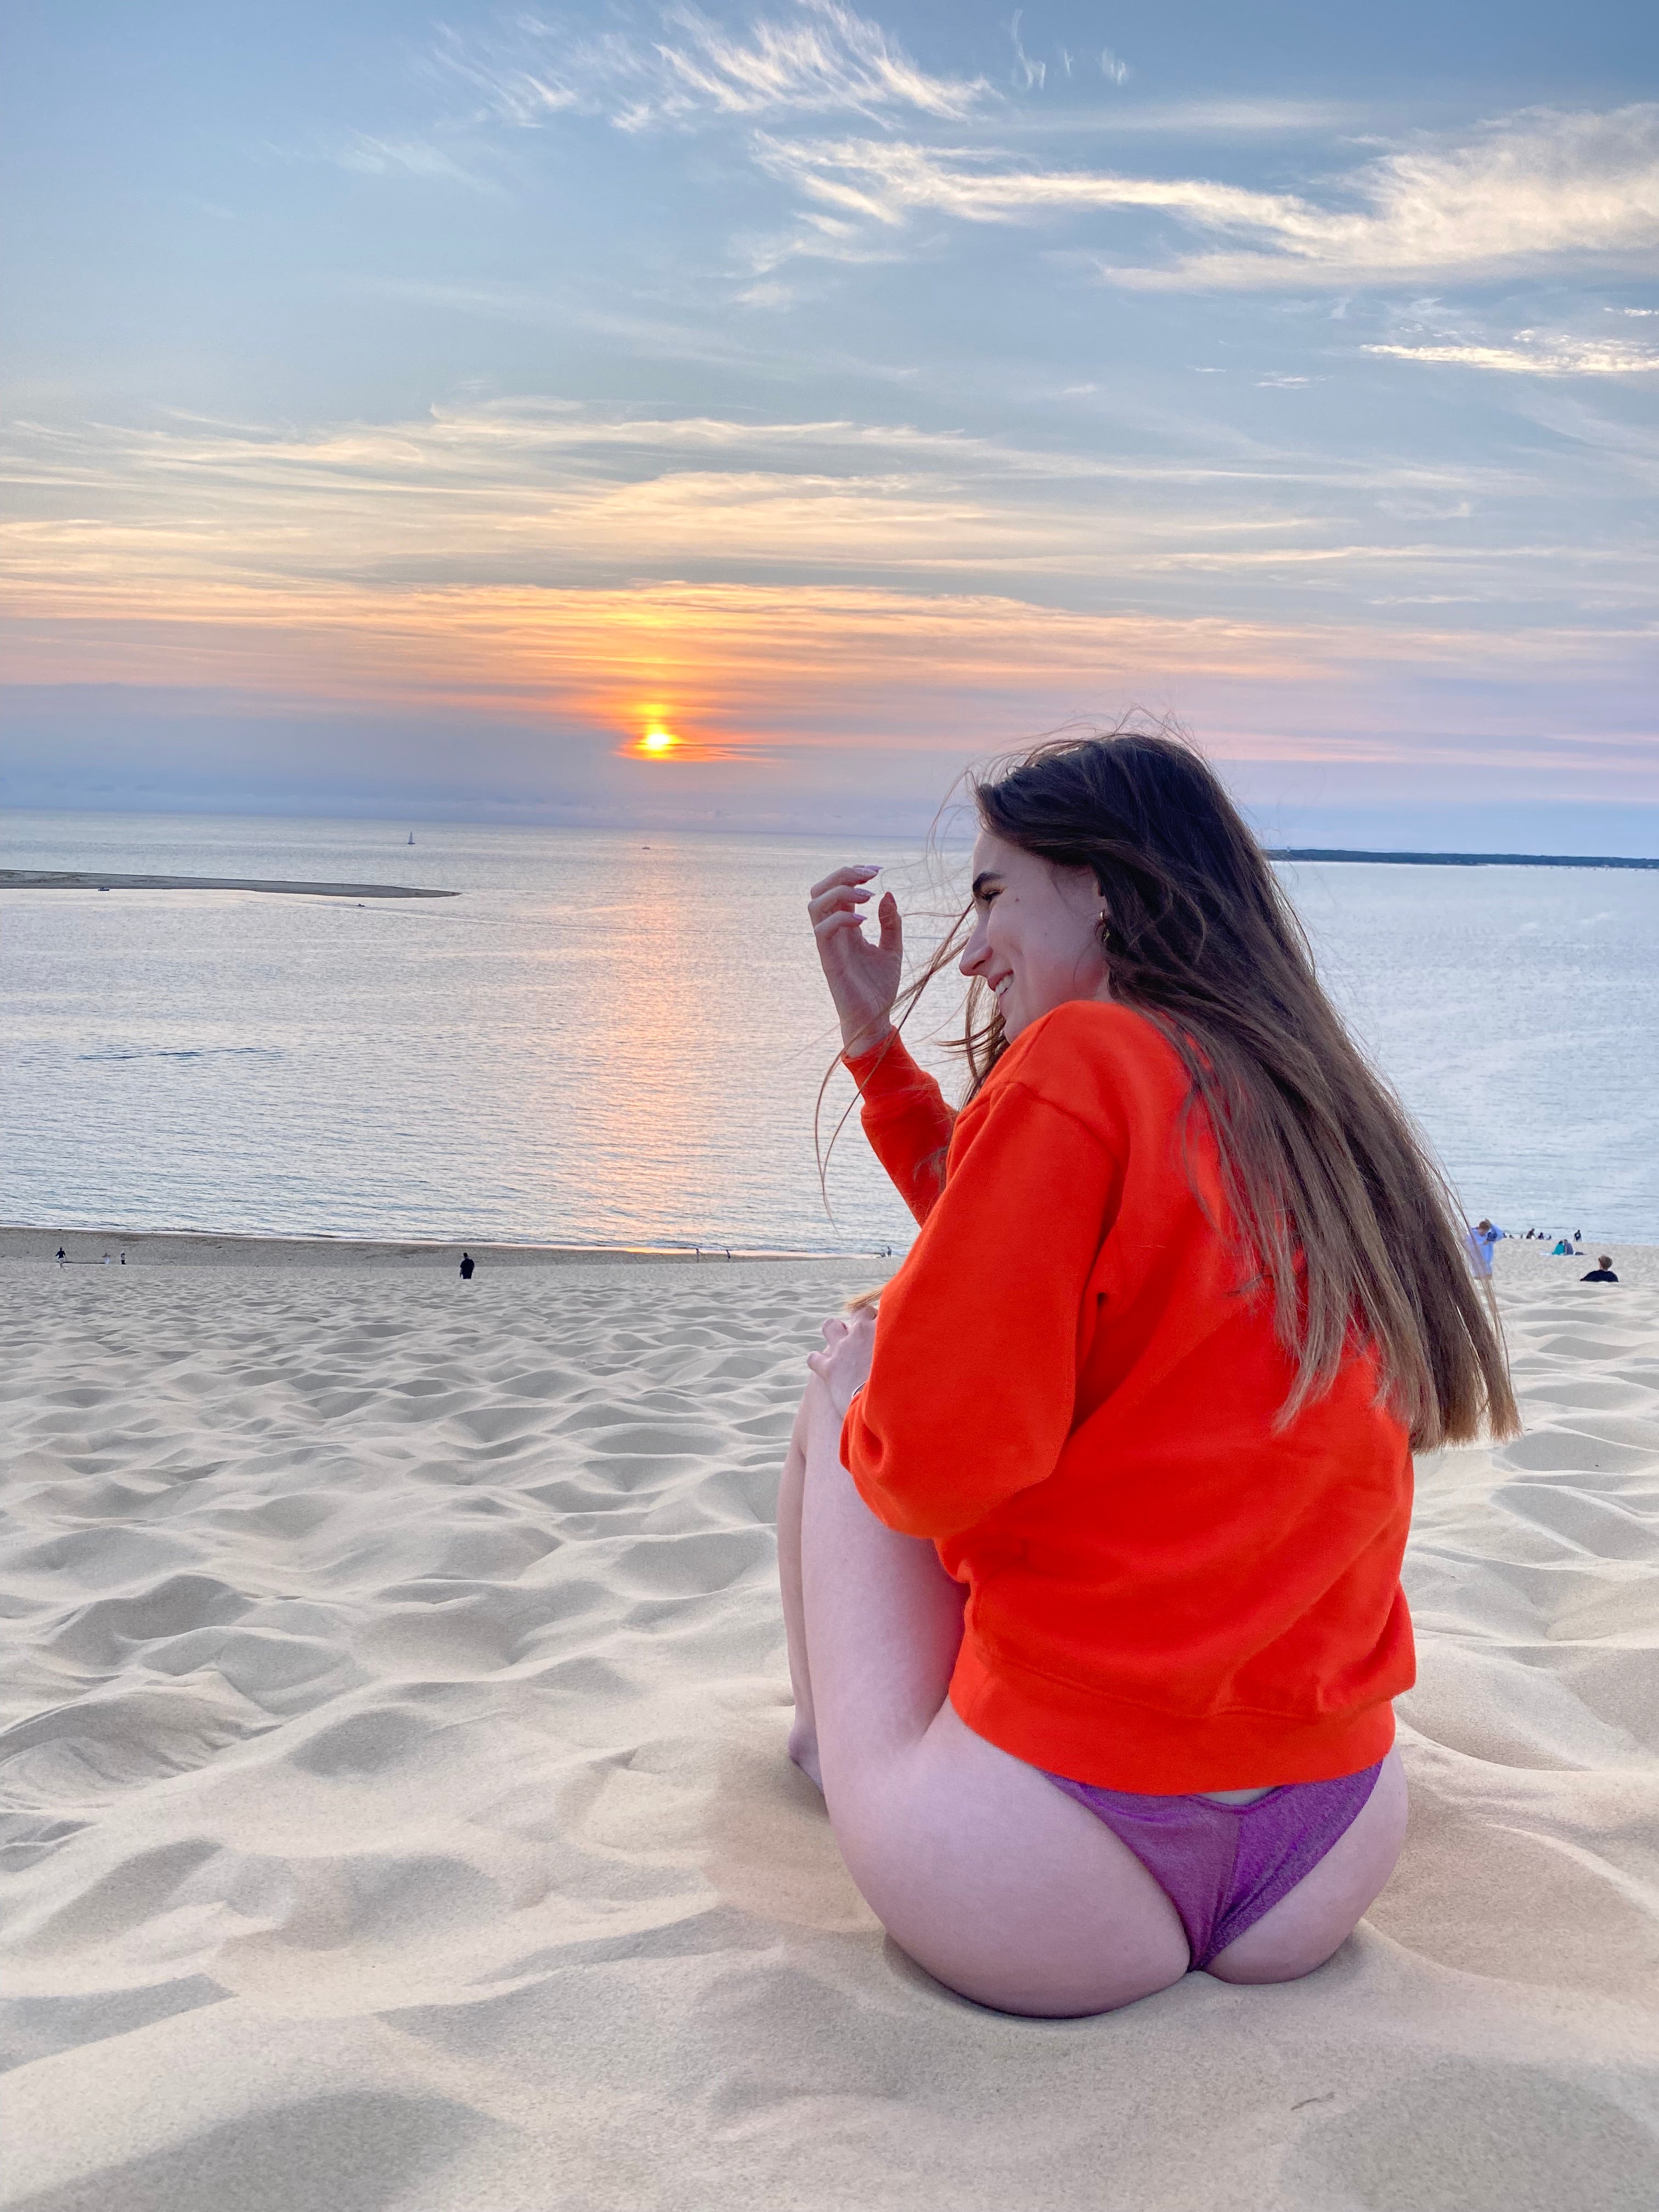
840;1074;1121;1539
841;1031;956;1226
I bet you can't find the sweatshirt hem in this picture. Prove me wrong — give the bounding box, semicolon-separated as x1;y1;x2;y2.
948;1635;1398;1793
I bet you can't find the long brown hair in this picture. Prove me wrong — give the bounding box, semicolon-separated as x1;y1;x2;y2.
876;729;1516;1448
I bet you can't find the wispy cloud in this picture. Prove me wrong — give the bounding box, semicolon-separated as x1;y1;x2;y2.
754;131;1297;229
1007;12;1044;95
754;104;1659;288
1364;332;1659;375
332;134;495;189
1002;15;1129;97
1132;104;1659;289
435;2;984;134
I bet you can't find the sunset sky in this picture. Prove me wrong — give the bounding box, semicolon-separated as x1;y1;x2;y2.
4;2;1656;847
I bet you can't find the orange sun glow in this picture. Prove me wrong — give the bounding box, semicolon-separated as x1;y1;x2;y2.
639;726;679;756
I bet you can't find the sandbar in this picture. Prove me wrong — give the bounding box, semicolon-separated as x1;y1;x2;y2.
0;871;455;899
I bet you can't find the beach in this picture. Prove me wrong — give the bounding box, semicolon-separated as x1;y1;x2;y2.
2;1237;1656;2210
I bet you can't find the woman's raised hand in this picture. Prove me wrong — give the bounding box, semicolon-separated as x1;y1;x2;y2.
808;865;902;1057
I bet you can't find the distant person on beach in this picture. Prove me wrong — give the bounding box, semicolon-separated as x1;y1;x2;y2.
1553;1238;1575;1256
1464;1220;1505;1331
459;1252;475;1280
55;1247;65;1263
790;730;1515;2018
1581;1256;1619;1282
1466;1219;1503;1276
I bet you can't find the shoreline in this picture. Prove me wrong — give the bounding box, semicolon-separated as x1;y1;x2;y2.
0;1224;891;1269
4;1223;1652;1282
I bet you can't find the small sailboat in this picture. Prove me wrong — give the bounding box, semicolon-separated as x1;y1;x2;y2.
407;832;415;846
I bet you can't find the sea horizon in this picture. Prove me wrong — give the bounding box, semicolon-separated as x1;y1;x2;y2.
5;799;1658;871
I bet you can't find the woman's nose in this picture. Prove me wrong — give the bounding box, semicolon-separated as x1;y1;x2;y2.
959;924;988;977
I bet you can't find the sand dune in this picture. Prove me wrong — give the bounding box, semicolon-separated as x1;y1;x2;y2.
2;1253;1656;2211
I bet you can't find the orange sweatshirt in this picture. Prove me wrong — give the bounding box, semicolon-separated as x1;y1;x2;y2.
840;1001;1414;1793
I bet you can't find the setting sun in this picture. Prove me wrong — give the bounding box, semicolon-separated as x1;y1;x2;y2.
640;727;679;756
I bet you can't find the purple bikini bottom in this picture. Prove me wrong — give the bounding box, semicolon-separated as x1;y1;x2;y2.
1046;1759;1385;1970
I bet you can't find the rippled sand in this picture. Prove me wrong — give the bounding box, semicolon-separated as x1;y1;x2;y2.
2;1251;1656;2210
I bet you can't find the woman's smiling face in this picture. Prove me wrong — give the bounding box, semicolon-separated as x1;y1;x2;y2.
958;828;1110;1040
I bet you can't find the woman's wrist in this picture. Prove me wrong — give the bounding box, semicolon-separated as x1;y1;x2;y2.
842;1019;894;1061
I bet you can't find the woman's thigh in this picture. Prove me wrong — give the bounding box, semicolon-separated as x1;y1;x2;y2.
797;1378;1189;2015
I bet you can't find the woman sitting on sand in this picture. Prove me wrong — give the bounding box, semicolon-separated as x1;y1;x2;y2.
780;731;1515;2018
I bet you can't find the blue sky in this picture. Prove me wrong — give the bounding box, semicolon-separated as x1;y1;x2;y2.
3;1;1656;846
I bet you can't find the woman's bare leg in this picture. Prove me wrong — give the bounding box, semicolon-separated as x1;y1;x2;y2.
795;1374;1189;2016
777;1401;821;1788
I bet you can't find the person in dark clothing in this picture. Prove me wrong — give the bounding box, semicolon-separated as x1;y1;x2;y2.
55;1247;66;1262
459;1252;476;1280
1581;1256;1619;1282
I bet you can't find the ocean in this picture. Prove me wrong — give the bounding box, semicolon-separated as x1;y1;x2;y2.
4;809;1657;1249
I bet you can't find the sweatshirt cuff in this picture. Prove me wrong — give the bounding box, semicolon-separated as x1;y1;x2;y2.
841;1030;900;1079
